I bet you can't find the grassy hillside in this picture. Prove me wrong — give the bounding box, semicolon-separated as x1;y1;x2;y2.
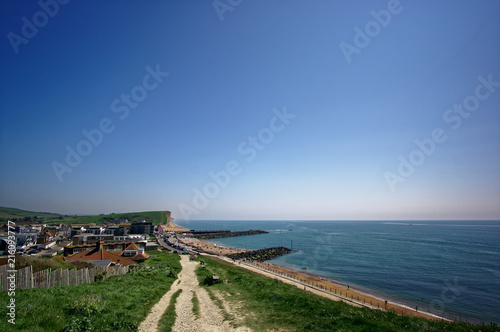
1;252;497;331
196;256;499;332
61;211;165;225
0;206;61;220
0;251;181;331
0;207;166;225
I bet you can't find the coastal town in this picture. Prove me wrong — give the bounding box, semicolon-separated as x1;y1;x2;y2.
1;210;498;330
0;218;158;267
0;212;288;269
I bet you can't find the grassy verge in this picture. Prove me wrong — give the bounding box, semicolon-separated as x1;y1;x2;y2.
158;289;182;332
0;255;94;273
0;251;181;331
195;256;499;332
191;291;200;319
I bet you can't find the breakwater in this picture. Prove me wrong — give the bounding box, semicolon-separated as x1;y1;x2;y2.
189;229;268;239
226;246;292;262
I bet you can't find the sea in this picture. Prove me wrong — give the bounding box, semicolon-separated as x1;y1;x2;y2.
176;220;500;324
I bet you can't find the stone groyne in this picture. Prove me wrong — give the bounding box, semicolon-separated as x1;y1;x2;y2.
226;246;292;262
189;229;268;239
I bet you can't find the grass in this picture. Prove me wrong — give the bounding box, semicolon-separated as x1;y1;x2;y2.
0;251;181;331
59;211;165;226
0;206;61;220
191;291;200;319
0;255;94;273
158;289;183;332
0;206;167;226
195;256;500;332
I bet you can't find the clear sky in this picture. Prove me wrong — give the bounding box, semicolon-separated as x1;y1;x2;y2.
1;0;499;220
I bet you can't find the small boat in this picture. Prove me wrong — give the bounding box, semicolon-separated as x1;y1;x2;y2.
302;267;307;270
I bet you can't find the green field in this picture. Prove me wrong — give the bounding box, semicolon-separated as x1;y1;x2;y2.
0;251;181;331
0;207;61;220
0;207;166;226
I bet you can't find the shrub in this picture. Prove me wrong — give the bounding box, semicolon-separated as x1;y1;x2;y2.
66;294;104;317
70;260;96;270
202;275;221;286
110;319;137;331
63;317;95;332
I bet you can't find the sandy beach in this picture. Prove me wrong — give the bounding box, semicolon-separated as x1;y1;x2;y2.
181;236;249;256
164;223;190;232
167;224;449;322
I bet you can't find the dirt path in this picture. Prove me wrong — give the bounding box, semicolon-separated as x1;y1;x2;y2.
139;255;252;332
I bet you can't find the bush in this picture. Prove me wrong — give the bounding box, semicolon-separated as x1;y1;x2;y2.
197;265;221;286
66;294;104;317
110;320;137;331
202;275;222;286
63;317;95;332
70;260;96;270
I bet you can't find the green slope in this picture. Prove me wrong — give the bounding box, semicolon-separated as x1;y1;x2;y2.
0;206;61;219
0;251;181;331
196;256;499;332
0;207;166;225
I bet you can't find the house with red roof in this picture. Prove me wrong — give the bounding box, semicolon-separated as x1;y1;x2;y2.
64;240;149;266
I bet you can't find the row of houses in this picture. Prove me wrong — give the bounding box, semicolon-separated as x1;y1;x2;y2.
69;221;154;237
64;240;150;266
63;221;157;266
0;220;158;268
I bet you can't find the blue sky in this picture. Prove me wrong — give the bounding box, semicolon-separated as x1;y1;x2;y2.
1;0;499;220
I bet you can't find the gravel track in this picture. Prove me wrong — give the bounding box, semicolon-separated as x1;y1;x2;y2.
139;255;252;332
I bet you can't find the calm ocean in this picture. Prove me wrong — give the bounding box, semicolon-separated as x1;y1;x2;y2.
176;220;500;324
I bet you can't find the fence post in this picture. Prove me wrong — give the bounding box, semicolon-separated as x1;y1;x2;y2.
47;268;51;288
29;265;34;289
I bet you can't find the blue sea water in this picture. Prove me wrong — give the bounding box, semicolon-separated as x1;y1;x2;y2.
176;220;500;324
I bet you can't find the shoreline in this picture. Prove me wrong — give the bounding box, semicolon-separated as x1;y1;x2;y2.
233;258;448;322
167;226;450;322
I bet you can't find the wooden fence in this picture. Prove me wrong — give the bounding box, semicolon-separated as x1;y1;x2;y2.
0;264;129;292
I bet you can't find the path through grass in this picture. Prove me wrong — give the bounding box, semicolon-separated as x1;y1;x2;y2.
158;289;183;332
0;251;180;331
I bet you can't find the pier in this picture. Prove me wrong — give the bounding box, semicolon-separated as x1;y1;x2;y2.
226;246;292;262
188;229;268;239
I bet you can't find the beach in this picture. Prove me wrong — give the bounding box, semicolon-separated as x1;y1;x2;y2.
164;223;190;233
169;224;449;322
182;236;249;256
173;219;500;324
